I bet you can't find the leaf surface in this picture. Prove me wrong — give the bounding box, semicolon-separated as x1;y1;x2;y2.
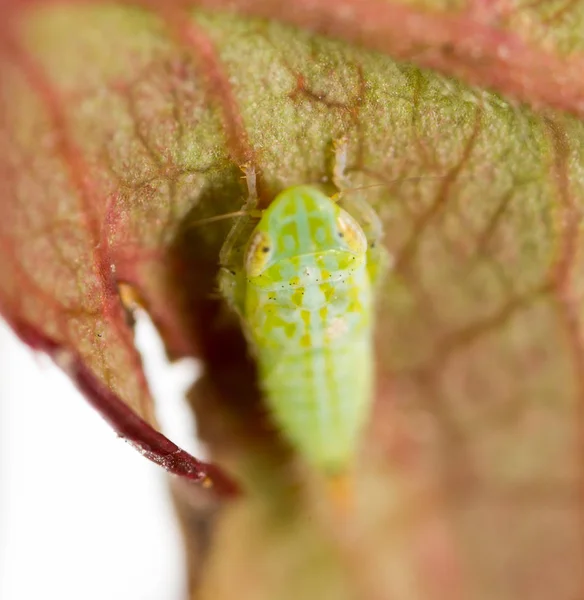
1;2;584;598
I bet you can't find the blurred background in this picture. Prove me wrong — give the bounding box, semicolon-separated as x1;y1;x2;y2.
0;313;201;600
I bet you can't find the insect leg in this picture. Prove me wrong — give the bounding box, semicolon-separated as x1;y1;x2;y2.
218;164;262;315
332;136;350;191
331;139;390;287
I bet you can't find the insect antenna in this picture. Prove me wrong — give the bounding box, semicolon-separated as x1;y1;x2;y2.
186;172;445;225
186;208;263;228
329;175;446;202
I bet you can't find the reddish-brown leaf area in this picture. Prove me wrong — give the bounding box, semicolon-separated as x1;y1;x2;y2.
1;1;584;599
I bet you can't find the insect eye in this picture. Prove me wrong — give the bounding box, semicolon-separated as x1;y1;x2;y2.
245;230;273;277
335;210;367;254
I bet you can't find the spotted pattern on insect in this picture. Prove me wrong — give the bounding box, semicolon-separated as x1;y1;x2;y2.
220;184;382;476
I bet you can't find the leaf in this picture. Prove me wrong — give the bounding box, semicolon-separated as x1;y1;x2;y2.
1;2;584;599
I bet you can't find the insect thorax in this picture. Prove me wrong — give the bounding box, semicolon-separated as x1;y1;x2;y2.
244;249;372;354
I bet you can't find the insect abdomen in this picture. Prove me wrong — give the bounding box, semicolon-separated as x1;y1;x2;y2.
260;338;373;475
247;260;374;474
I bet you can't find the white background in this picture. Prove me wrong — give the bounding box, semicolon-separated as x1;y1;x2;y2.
0;314;201;600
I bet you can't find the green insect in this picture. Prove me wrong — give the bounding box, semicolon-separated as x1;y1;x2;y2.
218;149;387;483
